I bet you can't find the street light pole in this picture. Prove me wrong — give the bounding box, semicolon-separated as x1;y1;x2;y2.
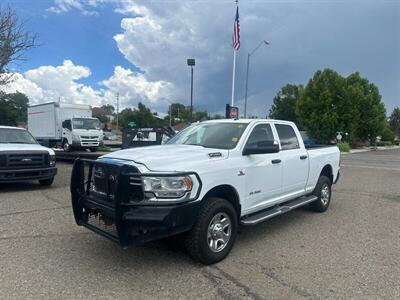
190;66;194;121
244;40;269;118
244;53;250;119
187;58;195;122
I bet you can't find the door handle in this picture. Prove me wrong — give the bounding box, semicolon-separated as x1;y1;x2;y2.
271;159;281;164
300;155;308;160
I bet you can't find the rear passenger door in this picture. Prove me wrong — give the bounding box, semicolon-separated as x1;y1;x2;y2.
274;123;308;197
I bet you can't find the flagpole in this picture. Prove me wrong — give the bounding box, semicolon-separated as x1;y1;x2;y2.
231;0;238;107
231;49;236;107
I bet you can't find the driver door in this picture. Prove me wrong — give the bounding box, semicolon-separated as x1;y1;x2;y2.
242;123;282;214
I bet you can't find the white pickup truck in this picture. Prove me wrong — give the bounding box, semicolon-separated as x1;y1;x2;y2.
0;126;57;185
71;119;340;264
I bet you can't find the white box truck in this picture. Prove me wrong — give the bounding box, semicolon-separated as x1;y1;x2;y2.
28;102;103;152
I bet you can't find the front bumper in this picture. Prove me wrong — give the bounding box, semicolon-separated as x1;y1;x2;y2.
334;171;340;184
0;167;57;183
71;158;201;246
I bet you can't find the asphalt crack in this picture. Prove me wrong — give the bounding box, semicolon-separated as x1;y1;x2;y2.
0;206;70;218
0;232;90;241
202;265;264;300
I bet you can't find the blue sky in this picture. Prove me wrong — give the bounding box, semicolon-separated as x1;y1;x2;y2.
10;0;135;86
3;0;400;116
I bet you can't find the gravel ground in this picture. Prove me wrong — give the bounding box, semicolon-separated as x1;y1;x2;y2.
0;149;399;299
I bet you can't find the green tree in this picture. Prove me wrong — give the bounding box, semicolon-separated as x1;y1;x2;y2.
389;107;400;137
0;91;29;126
269;84;302;126
345;72;386;143
118;102;167;129
296;69;346;143
296;69;387;144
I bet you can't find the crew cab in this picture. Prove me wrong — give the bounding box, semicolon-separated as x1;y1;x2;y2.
0;126;57;185
70;119;340;264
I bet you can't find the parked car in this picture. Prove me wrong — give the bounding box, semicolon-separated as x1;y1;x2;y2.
103;131;118;141
70;119;340;264
0;126;57;186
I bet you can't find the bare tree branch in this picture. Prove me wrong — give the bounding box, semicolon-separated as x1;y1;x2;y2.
0;5;37;86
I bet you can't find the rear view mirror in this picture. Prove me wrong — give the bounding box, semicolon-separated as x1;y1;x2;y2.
243;141;280;155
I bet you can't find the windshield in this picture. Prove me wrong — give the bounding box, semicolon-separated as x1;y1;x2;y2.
167;122;248;149
72;118;101;130
0;128;37;144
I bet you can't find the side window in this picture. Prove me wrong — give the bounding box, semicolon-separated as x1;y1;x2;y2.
275;124;300;150
246;124;275;147
62;120;71;131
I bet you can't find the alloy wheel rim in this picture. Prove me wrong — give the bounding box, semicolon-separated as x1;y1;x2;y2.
321;184;330;205
207;212;232;253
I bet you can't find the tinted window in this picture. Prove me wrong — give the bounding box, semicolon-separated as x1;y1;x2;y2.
246;124;275;148
275;124;299;150
62;120;72;130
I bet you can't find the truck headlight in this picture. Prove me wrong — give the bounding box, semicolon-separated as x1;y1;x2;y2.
141;175;200;200
49;154;56;167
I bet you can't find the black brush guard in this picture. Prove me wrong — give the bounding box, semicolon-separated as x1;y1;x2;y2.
71;158;139;246
71;158;201;247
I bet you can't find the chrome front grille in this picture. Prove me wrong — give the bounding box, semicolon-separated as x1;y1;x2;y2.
0;152;48;169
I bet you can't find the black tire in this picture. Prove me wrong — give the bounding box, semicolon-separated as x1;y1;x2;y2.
309;175;332;212
39;177;54;186
185;197;238;265
89;147;98;152
62;139;71;152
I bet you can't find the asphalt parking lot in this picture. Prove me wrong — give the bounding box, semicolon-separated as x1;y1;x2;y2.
1;149;399;299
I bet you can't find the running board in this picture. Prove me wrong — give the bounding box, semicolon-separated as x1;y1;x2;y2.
240;195;318;226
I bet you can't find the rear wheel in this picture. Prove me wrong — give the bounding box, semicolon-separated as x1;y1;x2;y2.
309;175;332;212
39;178;54;186
185;197;237;265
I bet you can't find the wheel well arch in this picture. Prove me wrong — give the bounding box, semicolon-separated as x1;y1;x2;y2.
320;164;333;183
202;184;241;217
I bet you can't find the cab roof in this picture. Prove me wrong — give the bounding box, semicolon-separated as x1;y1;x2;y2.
0;126;26;130
201;118;295;125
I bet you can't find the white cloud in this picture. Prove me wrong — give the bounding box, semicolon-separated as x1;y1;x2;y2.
47;0;111;16
101;66;172;106
2;60;172;110
39;1;400;114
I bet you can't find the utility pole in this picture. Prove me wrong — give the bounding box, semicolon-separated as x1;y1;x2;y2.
116;92;119;132
169;104;172;127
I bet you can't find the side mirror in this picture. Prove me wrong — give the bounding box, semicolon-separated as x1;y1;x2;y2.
243;141;280;155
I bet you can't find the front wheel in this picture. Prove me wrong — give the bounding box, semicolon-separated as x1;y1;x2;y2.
309;175;332;212
62;140;71;152
185;197;237;265
89;147;98;152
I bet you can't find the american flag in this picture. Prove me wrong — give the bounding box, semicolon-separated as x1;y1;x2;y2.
232;6;240;50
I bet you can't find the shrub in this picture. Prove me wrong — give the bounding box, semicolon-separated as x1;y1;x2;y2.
337;142;350;152
376;141;392;147
381;126;395;142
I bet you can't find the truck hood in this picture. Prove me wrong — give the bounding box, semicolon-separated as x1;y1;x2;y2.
101;144;229;172
0;143;55;154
